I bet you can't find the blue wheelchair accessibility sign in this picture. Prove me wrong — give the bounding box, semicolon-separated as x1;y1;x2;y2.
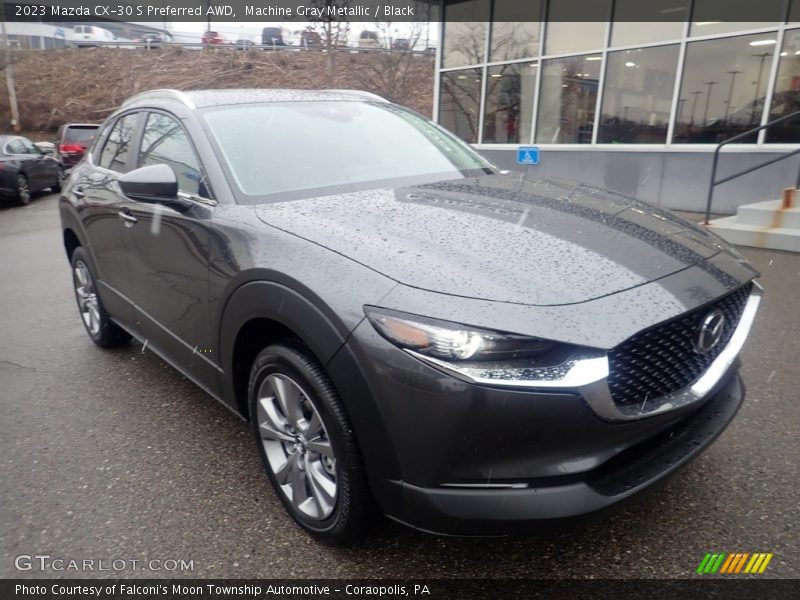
517;146;540;165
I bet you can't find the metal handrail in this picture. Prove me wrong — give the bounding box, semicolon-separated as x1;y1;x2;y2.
704;109;800;224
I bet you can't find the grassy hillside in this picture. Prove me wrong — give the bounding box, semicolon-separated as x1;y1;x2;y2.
0;47;434;133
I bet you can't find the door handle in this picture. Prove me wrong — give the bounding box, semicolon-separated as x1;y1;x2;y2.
72;186;85;199
117;210;138;227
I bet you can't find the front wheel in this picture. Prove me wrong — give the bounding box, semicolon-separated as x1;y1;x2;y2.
70;247;131;348
15;175;31;206
51;168;65;193
248;343;374;545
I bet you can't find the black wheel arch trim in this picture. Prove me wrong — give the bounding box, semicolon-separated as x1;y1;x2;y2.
217;276;404;496
217;275;357;412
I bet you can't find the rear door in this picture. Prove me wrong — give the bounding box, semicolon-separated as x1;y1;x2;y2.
73;112;144;331
120;109;219;395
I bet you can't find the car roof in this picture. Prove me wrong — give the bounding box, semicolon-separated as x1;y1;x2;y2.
121;88;388;110
63;123;100;128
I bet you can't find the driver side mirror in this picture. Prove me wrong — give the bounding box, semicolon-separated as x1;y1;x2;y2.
119;164;179;204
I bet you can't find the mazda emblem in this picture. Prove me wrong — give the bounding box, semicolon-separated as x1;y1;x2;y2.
695;309;726;354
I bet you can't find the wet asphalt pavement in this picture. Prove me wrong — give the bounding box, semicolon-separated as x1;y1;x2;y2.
0;194;798;580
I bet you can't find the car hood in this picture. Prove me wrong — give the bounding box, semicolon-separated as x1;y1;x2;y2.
254;174;732;306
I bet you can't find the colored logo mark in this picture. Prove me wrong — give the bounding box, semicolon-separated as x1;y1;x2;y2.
696;552;774;574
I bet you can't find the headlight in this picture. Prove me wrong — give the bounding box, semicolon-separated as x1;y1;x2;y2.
364;307;554;362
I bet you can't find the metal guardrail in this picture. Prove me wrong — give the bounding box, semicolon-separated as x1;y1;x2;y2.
704;109;800;225
64;40;435;55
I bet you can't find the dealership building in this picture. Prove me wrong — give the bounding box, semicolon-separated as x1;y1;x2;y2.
434;0;800;231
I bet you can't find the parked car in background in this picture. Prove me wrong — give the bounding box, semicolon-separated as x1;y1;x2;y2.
202;30;224;45
300;29;322;48
234;39;255;50
391;38;411;51
59;89;761;544
0;135;63;205
54;123;100;168
139;34;164;49
72;25;117;47
358;30;381;51
262;27;286;48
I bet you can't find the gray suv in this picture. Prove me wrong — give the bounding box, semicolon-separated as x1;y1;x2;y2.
59;89;761;544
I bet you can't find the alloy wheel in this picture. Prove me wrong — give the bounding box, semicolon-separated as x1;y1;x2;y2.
73;260;101;336
17;176;30;204
256;373;337;519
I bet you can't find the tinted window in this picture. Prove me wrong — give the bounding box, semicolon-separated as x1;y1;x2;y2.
766;29;800;142
673;34;775;144
483;62;537;144
64;126;99;143
439;69;483;143
489;0;542;62
138;112;203;196
545;0;611;55
442;0;490;68
537;55;601;144
599;45;679;143
5;139;27;154
19;138;40;154
610;0;687;47
203;102;492;198
99;114;139;172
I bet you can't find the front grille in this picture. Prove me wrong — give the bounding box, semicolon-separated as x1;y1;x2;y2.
607;283;752;407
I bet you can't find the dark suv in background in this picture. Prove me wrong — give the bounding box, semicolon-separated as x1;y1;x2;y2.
54;123;99;168
59;89;761;544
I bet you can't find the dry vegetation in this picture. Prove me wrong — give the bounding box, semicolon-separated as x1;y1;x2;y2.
0;47;434;133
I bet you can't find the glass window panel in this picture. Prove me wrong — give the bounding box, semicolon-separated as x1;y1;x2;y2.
599;45;679;144
439;69;483;143
673;34;775;143
99;114;139;173
489;0;542;62
611;0;688;47
483;62;537;144
536;54;601;144
766;29;800;142
545;0;611;55
139;113;203;195
790;1;800;23
690;0;783;36
442;0;490;68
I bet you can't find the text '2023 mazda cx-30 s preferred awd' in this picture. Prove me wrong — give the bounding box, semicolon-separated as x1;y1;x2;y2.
59;89;761;544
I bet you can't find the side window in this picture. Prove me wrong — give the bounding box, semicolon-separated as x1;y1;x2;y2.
138;112;203;196
19;138;40;154
99;113;138;172
5;139;26;154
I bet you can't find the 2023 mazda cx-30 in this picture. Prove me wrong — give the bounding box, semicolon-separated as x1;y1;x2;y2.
59;89;761;544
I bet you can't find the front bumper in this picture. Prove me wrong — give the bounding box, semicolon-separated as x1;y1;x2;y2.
387;372;744;536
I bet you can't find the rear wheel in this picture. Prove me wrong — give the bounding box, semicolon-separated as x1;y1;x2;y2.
15;175;30;206
248;343;374;545
70;247;131;348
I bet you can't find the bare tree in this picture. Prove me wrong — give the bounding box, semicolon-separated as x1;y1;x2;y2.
348;20;429;106
304;0;351;87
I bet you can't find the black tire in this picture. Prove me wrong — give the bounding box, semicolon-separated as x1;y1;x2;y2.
70;246;131;348
15;174;31;206
248;342;374;545
51;168;65;193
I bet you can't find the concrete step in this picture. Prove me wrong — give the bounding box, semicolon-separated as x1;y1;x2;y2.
733;199;800;229
706;215;800;252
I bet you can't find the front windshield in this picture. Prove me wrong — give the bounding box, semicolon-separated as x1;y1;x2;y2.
202;101;493;199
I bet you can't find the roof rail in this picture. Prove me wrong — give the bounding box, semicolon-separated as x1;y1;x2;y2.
320;89;388;102
122;89;196;109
